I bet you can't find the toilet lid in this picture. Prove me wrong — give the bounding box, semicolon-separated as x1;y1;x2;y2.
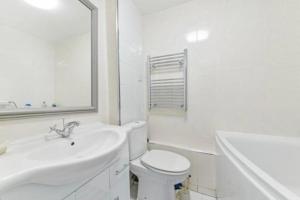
141;150;190;173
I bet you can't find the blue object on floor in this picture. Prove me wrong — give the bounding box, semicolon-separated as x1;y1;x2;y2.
175;183;183;190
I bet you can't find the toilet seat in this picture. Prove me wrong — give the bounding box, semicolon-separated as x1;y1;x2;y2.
141;150;190;174
130;150;190;200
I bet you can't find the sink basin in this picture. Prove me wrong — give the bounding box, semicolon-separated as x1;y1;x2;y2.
0;124;127;193
28;130;120;162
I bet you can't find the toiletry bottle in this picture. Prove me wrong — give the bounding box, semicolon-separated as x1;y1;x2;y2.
42;101;47;108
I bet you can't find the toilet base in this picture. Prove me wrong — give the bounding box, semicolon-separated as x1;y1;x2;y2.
130;153;190;200
137;176;176;200
130;160;189;200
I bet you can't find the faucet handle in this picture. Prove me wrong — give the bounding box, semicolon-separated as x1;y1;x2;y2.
49;124;57;133
74;121;80;126
66;121;80;127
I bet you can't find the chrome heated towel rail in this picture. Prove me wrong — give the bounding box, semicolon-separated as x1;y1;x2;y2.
148;49;188;111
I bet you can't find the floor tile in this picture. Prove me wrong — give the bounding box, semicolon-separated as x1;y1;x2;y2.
190;190;216;200
130;189;216;200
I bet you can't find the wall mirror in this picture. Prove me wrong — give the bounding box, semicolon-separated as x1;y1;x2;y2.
0;0;98;118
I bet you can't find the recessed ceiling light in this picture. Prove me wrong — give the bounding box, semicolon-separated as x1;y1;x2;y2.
24;0;59;10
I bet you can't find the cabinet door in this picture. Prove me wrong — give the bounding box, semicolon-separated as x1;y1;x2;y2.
110;167;130;200
75;170;110;200
63;194;75;200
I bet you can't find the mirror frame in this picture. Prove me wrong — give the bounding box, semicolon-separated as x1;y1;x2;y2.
0;0;98;119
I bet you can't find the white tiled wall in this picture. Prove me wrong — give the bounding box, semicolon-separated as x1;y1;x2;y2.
143;0;224;153
119;0;146;124
144;0;300;154
143;0;300;194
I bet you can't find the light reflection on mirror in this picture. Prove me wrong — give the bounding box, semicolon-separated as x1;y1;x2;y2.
23;0;60;10
0;0;92;111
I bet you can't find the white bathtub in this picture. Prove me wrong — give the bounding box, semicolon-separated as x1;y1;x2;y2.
216;131;300;200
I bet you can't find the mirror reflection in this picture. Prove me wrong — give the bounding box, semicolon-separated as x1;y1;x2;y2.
0;0;92;111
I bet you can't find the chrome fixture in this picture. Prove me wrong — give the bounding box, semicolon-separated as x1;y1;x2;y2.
49;119;80;138
8;101;18;108
148;49;188;111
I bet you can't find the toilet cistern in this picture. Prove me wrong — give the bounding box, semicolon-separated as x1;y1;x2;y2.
125;121;191;200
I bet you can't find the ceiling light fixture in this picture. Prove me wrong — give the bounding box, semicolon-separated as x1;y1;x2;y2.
24;0;59;10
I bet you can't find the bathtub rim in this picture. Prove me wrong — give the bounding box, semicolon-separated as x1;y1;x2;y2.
216;131;300;200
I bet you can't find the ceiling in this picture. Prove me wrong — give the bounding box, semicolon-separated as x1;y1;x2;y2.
0;0;91;43
133;0;192;15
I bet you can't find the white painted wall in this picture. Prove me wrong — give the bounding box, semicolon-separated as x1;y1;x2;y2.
0;25;55;108
0;0;110;143
54;33;91;107
119;0;145;124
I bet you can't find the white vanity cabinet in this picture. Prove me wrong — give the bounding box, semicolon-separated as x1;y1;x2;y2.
109;137;130;200
75;170;110;200
63;140;130;200
0;123;130;200
64;194;75;200
61;162;129;200
1;159;130;200
110;167;130;200
0;128;130;200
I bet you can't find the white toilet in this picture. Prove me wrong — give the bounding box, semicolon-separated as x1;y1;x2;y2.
124;121;191;200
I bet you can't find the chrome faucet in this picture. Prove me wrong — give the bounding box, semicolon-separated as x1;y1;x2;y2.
8;101;18;108
49;119;80;138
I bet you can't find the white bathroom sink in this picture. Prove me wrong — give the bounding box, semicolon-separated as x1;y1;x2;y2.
0;124;127;193
28;130;119;161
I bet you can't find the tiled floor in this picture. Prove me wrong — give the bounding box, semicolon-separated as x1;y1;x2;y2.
190;191;216;200
130;190;216;200
130;180;216;200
